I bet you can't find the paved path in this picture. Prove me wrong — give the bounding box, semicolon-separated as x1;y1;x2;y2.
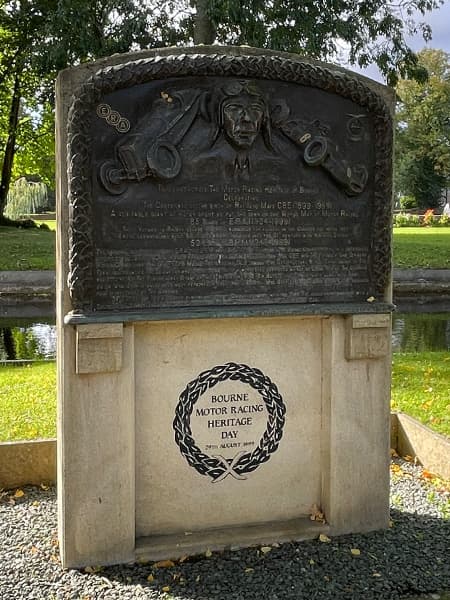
0;270;55;318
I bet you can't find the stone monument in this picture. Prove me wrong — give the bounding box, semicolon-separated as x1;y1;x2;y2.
56;46;394;568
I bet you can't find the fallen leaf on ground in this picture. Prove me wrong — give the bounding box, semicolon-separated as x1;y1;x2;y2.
14;489;25;498
390;464;403;476
205;549;212;558
147;574;154;582
153;560;175;568
319;534;331;543
162;586;170;592
373;572;382;577
260;546;272;554
178;555;189;563
309;504;326;524
350;548;361;556
84;565;103;573
422;469;436;479
245;567;254;573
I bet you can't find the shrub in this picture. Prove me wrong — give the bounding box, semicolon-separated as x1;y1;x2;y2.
399;195;417;210
437;214;450;227
393;212;421;227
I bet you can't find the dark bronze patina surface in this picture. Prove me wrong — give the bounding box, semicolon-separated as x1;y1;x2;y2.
67;53;392;315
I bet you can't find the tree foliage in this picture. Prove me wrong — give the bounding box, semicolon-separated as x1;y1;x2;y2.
0;0;167;222
179;0;443;85
395;48;450;208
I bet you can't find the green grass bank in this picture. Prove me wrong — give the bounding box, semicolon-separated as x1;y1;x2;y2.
1;353;449;442
0;226;55;270
391;351;450;438
0;362;56;441
393;228;450;269
0;225;449;271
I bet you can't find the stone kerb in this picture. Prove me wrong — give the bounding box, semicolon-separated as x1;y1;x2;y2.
0;439;56;489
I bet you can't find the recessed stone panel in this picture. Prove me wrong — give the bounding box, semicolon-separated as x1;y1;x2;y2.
135;317;322;537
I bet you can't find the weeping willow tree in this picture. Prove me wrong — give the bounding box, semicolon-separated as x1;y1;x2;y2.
4;177;48;219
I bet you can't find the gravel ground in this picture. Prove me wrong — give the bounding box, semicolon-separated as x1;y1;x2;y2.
1;457;449;600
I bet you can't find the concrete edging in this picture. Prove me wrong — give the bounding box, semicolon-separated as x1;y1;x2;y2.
391;412;450;480
0;439;56;489
1;413;448;490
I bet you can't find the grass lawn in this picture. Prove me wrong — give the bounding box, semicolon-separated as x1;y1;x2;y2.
0;226;55;270
392;351;450;438
393;227;450;269
0;362;56;441
33;219;56;231
1;354;449;442
0;223;449;271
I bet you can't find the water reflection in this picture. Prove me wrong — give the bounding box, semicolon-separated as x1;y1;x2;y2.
0;314;449;360
0;320;56;360
392;314;450;352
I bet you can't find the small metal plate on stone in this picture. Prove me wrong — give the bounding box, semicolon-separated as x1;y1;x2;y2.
350;314;391;329
345;316;389;360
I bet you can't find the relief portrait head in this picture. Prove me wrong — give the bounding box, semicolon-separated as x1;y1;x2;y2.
215;80;273;151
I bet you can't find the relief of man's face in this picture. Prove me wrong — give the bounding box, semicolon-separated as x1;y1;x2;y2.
222;95;265;150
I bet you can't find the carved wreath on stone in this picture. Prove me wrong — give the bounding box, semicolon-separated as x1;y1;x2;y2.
173;362;286;483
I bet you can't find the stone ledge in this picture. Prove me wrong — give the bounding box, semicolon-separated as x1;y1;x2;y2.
136;517;329;563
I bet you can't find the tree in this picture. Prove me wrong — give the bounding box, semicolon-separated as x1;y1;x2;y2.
395;48;450;208
183;0;442;84
0;0;168;225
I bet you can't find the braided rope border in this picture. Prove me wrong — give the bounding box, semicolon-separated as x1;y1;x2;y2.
173;362;286;482
67;52;393;311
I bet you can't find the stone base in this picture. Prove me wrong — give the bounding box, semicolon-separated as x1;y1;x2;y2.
58;314;391;568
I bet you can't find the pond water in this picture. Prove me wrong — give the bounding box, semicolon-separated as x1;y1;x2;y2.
0;319;56;361
0;314;449;361
392;313;450;353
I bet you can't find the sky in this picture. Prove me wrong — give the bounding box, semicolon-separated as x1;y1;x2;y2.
349;0;450;82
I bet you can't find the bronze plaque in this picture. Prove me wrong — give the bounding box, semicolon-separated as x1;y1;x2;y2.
67;54;392;314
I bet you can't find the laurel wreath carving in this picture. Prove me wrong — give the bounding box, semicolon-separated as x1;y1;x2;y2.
173;362;286;482
67;52;392;310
